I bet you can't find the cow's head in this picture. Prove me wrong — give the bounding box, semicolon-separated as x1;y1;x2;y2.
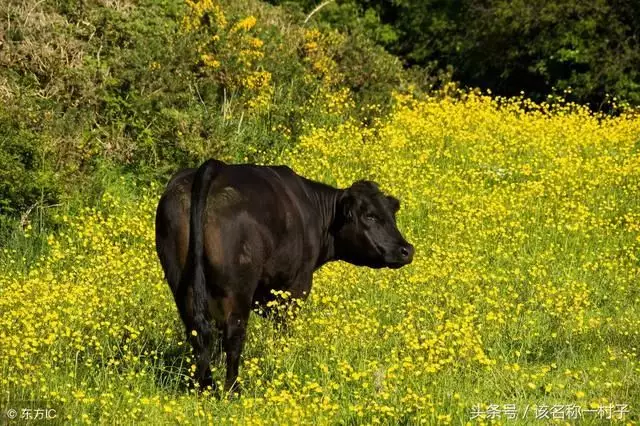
333;180;414;269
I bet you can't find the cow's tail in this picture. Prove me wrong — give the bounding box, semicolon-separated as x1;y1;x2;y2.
182;159;225;336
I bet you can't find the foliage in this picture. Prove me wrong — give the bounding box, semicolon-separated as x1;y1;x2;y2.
272;0;640;108
0;0;417;229
0;0;195;219
2;93;640;423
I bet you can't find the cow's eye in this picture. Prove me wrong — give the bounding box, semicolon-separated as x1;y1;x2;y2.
364;214;379;223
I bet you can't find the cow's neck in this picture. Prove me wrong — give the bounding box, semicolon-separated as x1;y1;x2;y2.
299;177;343;268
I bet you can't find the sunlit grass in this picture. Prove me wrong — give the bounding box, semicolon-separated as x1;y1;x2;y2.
1;93;639;424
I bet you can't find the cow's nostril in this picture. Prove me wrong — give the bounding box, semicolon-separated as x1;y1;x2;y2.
399;244;414;260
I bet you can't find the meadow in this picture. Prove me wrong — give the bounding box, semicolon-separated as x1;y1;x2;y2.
1;92;640;424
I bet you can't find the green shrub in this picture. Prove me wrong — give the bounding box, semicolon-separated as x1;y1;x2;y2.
271;0;640;108
0;0;427;232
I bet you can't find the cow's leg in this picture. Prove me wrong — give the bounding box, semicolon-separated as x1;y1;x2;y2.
221;295;251;396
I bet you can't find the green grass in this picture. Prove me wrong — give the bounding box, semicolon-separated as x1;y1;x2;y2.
1;94;640;424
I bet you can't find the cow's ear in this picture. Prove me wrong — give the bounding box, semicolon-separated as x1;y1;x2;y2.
387;196;400;214
338;192;356;223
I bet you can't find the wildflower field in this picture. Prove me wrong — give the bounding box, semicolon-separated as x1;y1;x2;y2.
1;93;640;424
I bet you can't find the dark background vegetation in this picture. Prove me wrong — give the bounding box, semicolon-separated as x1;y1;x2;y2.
1;0;639;236
272;0;640;107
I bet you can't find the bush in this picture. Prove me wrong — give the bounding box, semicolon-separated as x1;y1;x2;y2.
0;0;425;230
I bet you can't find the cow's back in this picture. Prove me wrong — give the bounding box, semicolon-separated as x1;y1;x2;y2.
201;165;320;292
204;165;309;236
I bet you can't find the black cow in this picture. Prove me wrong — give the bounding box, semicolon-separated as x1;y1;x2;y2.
155;159;414;394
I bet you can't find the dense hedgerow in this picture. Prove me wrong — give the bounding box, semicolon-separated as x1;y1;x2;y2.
1;93;639;424
0;0;415;228
271;0;640;108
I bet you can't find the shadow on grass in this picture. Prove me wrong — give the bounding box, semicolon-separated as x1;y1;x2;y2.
152;344;193;393
152;340;230;396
